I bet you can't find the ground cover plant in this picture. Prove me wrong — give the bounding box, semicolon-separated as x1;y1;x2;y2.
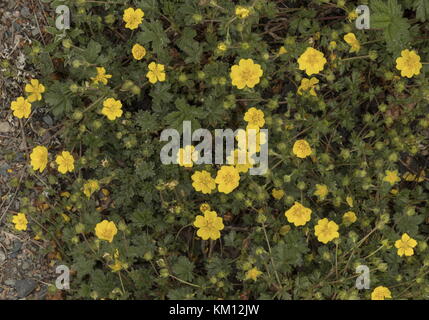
5;0;429;299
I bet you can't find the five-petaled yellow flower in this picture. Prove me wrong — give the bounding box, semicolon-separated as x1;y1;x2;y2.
146;62;166;84
342;211;357;224
297;77;319;96
285;201;312;226
371;286;392;300
102;98;123;121
244;107;265;129
245;267;262;281
132;44;146;60
297;47;327;76
230;59;263;89
215;166;240;194
10;97;31;119
235;6;250;19
83;180;100;198
383;170;400;186
292;139;312;158
193;210;224;240
314;184;329;200
314;218;339;244
226;149;254;173
272;189;285;200
236;128;267;153
395;233;417;257
192;170;216;194
91;67;112;85
123;8;144;30
177;145;198;168
12;213;28;231
25;79;45;102
395;49;422;78
30;146;48;173
343;33;361;53
95;220;118;243
56;151;75;174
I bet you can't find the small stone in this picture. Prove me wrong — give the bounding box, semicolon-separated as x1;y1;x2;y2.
4;279;16;286
21;261;30;270
15;279;37;298
0;121;12;133
0;249;6;263
21;7;30;18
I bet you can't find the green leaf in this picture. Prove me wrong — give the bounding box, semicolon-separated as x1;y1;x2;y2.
84;40;102;63
414;0;429;21
44;81;73;117
371;0;410;54
172;256;195;282
137;21;170;58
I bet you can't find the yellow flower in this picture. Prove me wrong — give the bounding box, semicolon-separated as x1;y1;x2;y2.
218;42;228;51
403;171;425;182
193;210;224;240
285;202;312;227
95;220;118;243
12;213;28;231
395;49;422;78
192;170;216;194
30;146;48;173
297;47;327;76
132;44;146;60
123;8;144;30
272;189;285;200
328;41;337;50
346;196;354;207
61;213;71;222
297;77;319;96
244;107;265;128
343;33;361;53
230;59;263;89
83;180;100;198
177;145;198;167
56;151;75;174
10;97;31;119
91;67;112;85
60;191;71;198
278;46;287;55
199;203;211;213
383;170;400;186
235;6;250;19
215;166;240;194
102;98;123;121
314;218;339;244
236;128;267;153
292;139;312;158
146;62;166;84
342;211;357;224
348;11;358;21
245;267;262;281
25;79;45;102
371;286;392;300
108;250;126;272
394;233;417;257
314;184;329;200
226;149;254;173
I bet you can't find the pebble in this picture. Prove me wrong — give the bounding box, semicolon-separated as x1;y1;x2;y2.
0;249;6;263
4;279;16;286
0;121;12;133
15;279;37;298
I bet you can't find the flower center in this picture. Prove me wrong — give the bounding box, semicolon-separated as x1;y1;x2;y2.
222;173;235;185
